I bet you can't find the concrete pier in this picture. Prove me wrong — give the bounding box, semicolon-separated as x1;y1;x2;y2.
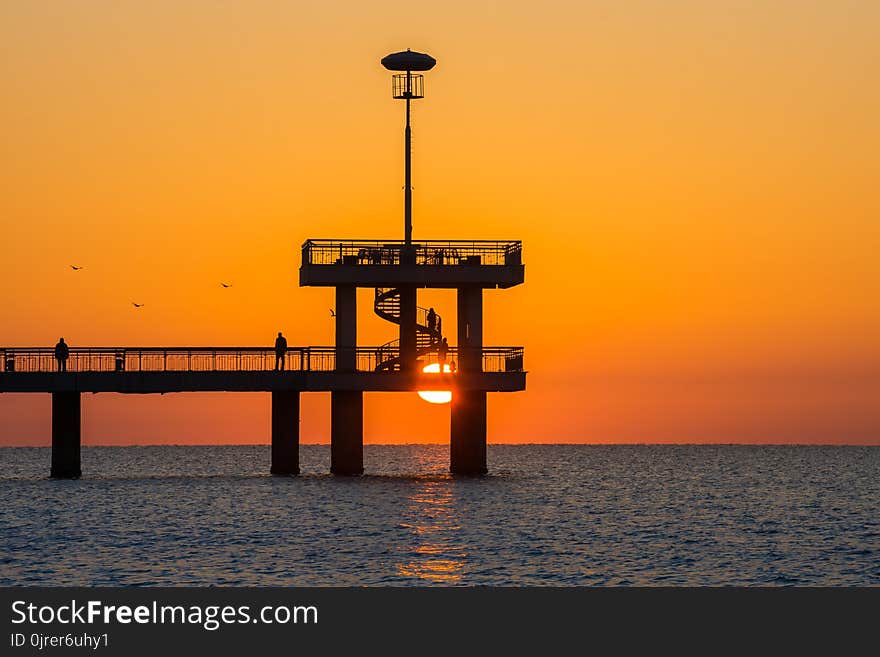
51;391;81;479
270;391;300;475
456;285;483;372
451;286;486;474
330;390;364;475
398;286;417;372
1;237;525;478
331;285;364;475
450;390;487;475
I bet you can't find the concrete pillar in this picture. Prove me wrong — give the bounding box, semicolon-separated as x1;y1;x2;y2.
398;287;417;371
451;286;486;475
335;285;357;371
450;390;487;475
331;391;364;475
51;392;81;479
456;286;483;372
332;284;363;474
271;391;300;475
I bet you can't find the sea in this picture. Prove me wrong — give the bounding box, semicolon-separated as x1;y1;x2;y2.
1;445;878;586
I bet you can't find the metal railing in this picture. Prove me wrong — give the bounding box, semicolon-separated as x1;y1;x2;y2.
301;239;522;267
0;347;524;374
418;347;525;374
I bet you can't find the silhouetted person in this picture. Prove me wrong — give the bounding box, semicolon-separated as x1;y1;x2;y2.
426;307;437;339
438;337;449;372
450;359;457;374
274;332;287;371
54;338;69;372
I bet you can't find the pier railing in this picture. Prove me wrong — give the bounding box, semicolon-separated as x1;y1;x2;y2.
302;239;522;267
0;347;524;374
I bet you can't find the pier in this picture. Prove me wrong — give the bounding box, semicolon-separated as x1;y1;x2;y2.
0;49;526;477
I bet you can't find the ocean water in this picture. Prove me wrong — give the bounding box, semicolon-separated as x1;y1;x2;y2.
0;445;878;586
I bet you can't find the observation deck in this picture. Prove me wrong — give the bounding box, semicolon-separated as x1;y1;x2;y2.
299;239;524;289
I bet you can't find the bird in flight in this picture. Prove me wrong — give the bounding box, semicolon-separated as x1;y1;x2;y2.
70;265;83;271
132;302;144;308
220;282;232;288
329;308;336;318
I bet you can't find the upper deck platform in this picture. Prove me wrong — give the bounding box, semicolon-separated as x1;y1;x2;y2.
299;239;524;288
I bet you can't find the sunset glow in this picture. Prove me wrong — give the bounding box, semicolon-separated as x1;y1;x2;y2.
418;363;452;404
1;1;878;445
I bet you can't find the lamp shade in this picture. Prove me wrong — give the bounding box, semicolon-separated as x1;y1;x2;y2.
381;50;436;71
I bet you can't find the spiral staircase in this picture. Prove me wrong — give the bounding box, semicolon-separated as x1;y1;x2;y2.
373;288;442;371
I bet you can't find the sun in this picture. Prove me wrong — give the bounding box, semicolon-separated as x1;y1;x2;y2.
418;363;452;404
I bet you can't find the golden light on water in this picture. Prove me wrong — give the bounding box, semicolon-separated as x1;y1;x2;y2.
396;477;466;584
418;363;452;404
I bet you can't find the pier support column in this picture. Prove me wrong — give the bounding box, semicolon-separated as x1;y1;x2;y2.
331;391;363;475
399;286;417;372
51;392;81;479
456;285;483;372
271;391;300;475
399;246;417;372
451;391;487;475
451;286;486;475
332;285;363;475
335;285;357;372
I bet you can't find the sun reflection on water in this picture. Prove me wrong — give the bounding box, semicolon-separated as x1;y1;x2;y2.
396;455;467;583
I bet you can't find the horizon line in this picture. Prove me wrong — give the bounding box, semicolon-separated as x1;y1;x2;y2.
2;442;878;448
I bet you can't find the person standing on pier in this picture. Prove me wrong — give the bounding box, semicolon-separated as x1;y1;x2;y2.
274;332;288;371
54;337;69;372
438;337;449;372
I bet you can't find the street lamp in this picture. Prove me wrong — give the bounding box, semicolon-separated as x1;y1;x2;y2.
381;49;436;246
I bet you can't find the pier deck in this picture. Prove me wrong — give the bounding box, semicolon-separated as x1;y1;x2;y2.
0;346;525;393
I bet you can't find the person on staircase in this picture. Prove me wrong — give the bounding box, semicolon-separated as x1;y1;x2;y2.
426;307;437;342
438;337;449;372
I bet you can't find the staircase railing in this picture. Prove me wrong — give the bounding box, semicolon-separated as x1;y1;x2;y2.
373;288;443;371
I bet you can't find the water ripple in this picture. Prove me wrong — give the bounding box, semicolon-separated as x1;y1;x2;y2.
0;445;878;586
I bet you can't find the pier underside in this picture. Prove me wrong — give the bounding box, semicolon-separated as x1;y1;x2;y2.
0;370;524;394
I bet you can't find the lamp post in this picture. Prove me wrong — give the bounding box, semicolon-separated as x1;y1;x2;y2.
381;49;436;246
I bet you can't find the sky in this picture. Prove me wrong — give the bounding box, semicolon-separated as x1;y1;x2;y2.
1;0;878;445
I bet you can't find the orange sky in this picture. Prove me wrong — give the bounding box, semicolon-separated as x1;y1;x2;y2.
1;1;878;445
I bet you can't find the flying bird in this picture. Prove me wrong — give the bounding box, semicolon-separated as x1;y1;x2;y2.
329;308;336;318
220;282;232;288
132;302;144;308
70;265;83;271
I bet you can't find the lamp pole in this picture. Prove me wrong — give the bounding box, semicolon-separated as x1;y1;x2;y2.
381;49;436;246
404;69;412;245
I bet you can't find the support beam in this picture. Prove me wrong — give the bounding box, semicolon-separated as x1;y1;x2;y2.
398;286;417;371
456;286;483;372
270;391;300;475
331;391;363;475
451;286;486;474
450;390;487;475
335;285;357;371
51;392;81;479
332;285;363;474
